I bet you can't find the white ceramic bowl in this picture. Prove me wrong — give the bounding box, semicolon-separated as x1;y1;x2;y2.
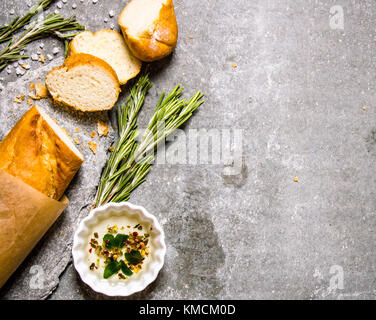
72;202;166;297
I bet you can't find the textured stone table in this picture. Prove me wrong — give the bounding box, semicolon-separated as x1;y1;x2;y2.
1;0;376;300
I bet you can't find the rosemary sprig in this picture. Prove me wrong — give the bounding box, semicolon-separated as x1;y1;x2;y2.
94;75;204;207
95;75;152;207
0;0;55;43
0;12;84;71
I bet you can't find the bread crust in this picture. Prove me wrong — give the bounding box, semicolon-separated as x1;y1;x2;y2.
46;53;121;112
0;106;84;200
119;0;178;62
69;30;142;85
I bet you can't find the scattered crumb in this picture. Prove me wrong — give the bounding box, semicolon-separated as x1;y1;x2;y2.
51;118;58;124
61;127;70;136
88;141;97;154
35;83;49;98
29;82;35;91
28;93;40;100
39;54;45;63
188;35;194;39
91;131;96;138
75;127;80;133
108;146;114;152
293;177;299;182
362;106;367;111
232;63;238;68
13;97;22;104
21;64;30;70
113;125;118;131
74;137;80;145
97;120;109;137
27;98;33;105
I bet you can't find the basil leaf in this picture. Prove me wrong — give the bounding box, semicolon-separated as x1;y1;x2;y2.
103;234;115;249
103;261;120;279
124;250;143;265
120;260;133;276
114;234;129;248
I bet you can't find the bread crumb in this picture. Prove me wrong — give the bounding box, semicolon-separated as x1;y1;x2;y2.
35;83;49;98
27;98;33;105
75;127;80;133
108;146;114;152
29;82;35;91
232;63;237;68
362;106;367;111
88;141;97;154
39;54;45;63
91;131;96;138
97;120;109;136
61;127;70;136
293;177;299;182
28;93;40;100
13;97;22;104
74;137;80;145
188;35;194;39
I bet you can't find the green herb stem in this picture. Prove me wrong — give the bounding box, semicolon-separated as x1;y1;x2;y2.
94;75;204;207
0;0;55;43
0;11;84;71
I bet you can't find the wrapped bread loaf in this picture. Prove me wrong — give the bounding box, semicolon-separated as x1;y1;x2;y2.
0;105;84;287
0;105;84;200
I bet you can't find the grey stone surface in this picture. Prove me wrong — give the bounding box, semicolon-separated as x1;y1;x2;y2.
1;0;376;300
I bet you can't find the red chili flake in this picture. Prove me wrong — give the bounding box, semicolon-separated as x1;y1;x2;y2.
133;232;138;237
89;248;92;254
105;240;110;244
103;250;109;256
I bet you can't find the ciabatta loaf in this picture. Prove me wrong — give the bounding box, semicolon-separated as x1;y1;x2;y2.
69;30;142;85
0;105;84;200
119;0;178;62
46;53;120;112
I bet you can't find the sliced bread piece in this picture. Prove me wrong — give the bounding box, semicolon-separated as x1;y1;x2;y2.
0;105;84;200
69;30;142;85
119;0;178;62
46;53;120;112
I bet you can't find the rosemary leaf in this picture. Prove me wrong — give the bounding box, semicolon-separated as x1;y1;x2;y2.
0;10;84;71
94;75;204;207
0;0;55;43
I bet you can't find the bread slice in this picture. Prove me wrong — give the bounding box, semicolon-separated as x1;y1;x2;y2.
119;0;178;62
0;105;84;200
69;30;142;85
46;53;121;112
